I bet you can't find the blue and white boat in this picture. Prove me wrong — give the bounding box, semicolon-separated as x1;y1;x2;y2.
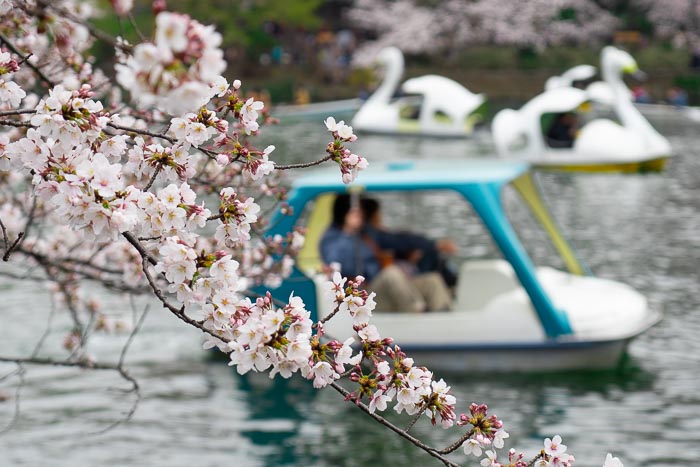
263;160;659;372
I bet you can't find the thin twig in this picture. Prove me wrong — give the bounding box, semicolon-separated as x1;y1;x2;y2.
143;164;163;192
0;356;125;370
30;298;57;358
404;404;429;433
0;363;25;435
91;304;149;435
127;12;147;42
275;154;334;170
318;301;343;326
108;122;175;143
438;427;476;455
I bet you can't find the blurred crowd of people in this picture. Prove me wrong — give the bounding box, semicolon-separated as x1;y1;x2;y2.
258;22;358;85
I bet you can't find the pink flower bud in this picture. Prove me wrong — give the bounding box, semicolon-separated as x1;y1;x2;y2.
152;0;166;15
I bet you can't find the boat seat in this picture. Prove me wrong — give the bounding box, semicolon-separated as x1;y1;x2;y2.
454;259;520;311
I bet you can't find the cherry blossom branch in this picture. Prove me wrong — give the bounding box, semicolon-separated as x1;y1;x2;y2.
143;164;163;192
275;154;334;170
318;300;343;326
15;246;146;294
0;31;55;87
404;405;430;433
137;256;219;339
438;428;478;455
122;232;157;266
107;121;221;160
108;122;174;142
329;381;460;467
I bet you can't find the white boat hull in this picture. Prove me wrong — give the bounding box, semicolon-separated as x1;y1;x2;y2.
401;338;631;373
315;262;660;372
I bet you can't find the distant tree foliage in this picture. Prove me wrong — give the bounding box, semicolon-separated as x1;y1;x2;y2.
346;0;700;64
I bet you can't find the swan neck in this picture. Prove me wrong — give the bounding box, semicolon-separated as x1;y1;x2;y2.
605;62;667;148
369;54;403;105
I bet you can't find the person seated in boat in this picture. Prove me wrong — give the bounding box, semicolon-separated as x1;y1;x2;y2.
320;194;452;313
360;197;458;288
545;112;578;149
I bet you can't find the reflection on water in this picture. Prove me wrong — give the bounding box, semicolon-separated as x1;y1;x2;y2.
1;114;700;466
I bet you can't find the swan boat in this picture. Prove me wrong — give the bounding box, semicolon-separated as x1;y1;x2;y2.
492;46;672;173
546;64;700;124
351;47;487;137
261;160;660;372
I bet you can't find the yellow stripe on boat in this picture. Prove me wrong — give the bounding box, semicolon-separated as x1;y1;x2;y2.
512;173;585;276
296;193;334;273
534;156;668;174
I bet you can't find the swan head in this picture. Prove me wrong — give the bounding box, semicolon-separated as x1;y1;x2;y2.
376;47;404;69
601;46;639;77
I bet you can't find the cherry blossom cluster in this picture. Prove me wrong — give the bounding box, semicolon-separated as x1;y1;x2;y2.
125;136;194;184
116;11;227;115
459;403;508;458
532;435;574;467
324;117;367;183
198;289;361;388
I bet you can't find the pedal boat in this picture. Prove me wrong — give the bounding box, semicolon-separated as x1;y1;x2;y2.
492;47;672;173
351;47;486;138
263;160;660;372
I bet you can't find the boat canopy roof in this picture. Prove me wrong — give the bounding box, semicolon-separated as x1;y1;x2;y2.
291;159;530;193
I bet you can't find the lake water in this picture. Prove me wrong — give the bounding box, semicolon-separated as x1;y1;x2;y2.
1;113;699;466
